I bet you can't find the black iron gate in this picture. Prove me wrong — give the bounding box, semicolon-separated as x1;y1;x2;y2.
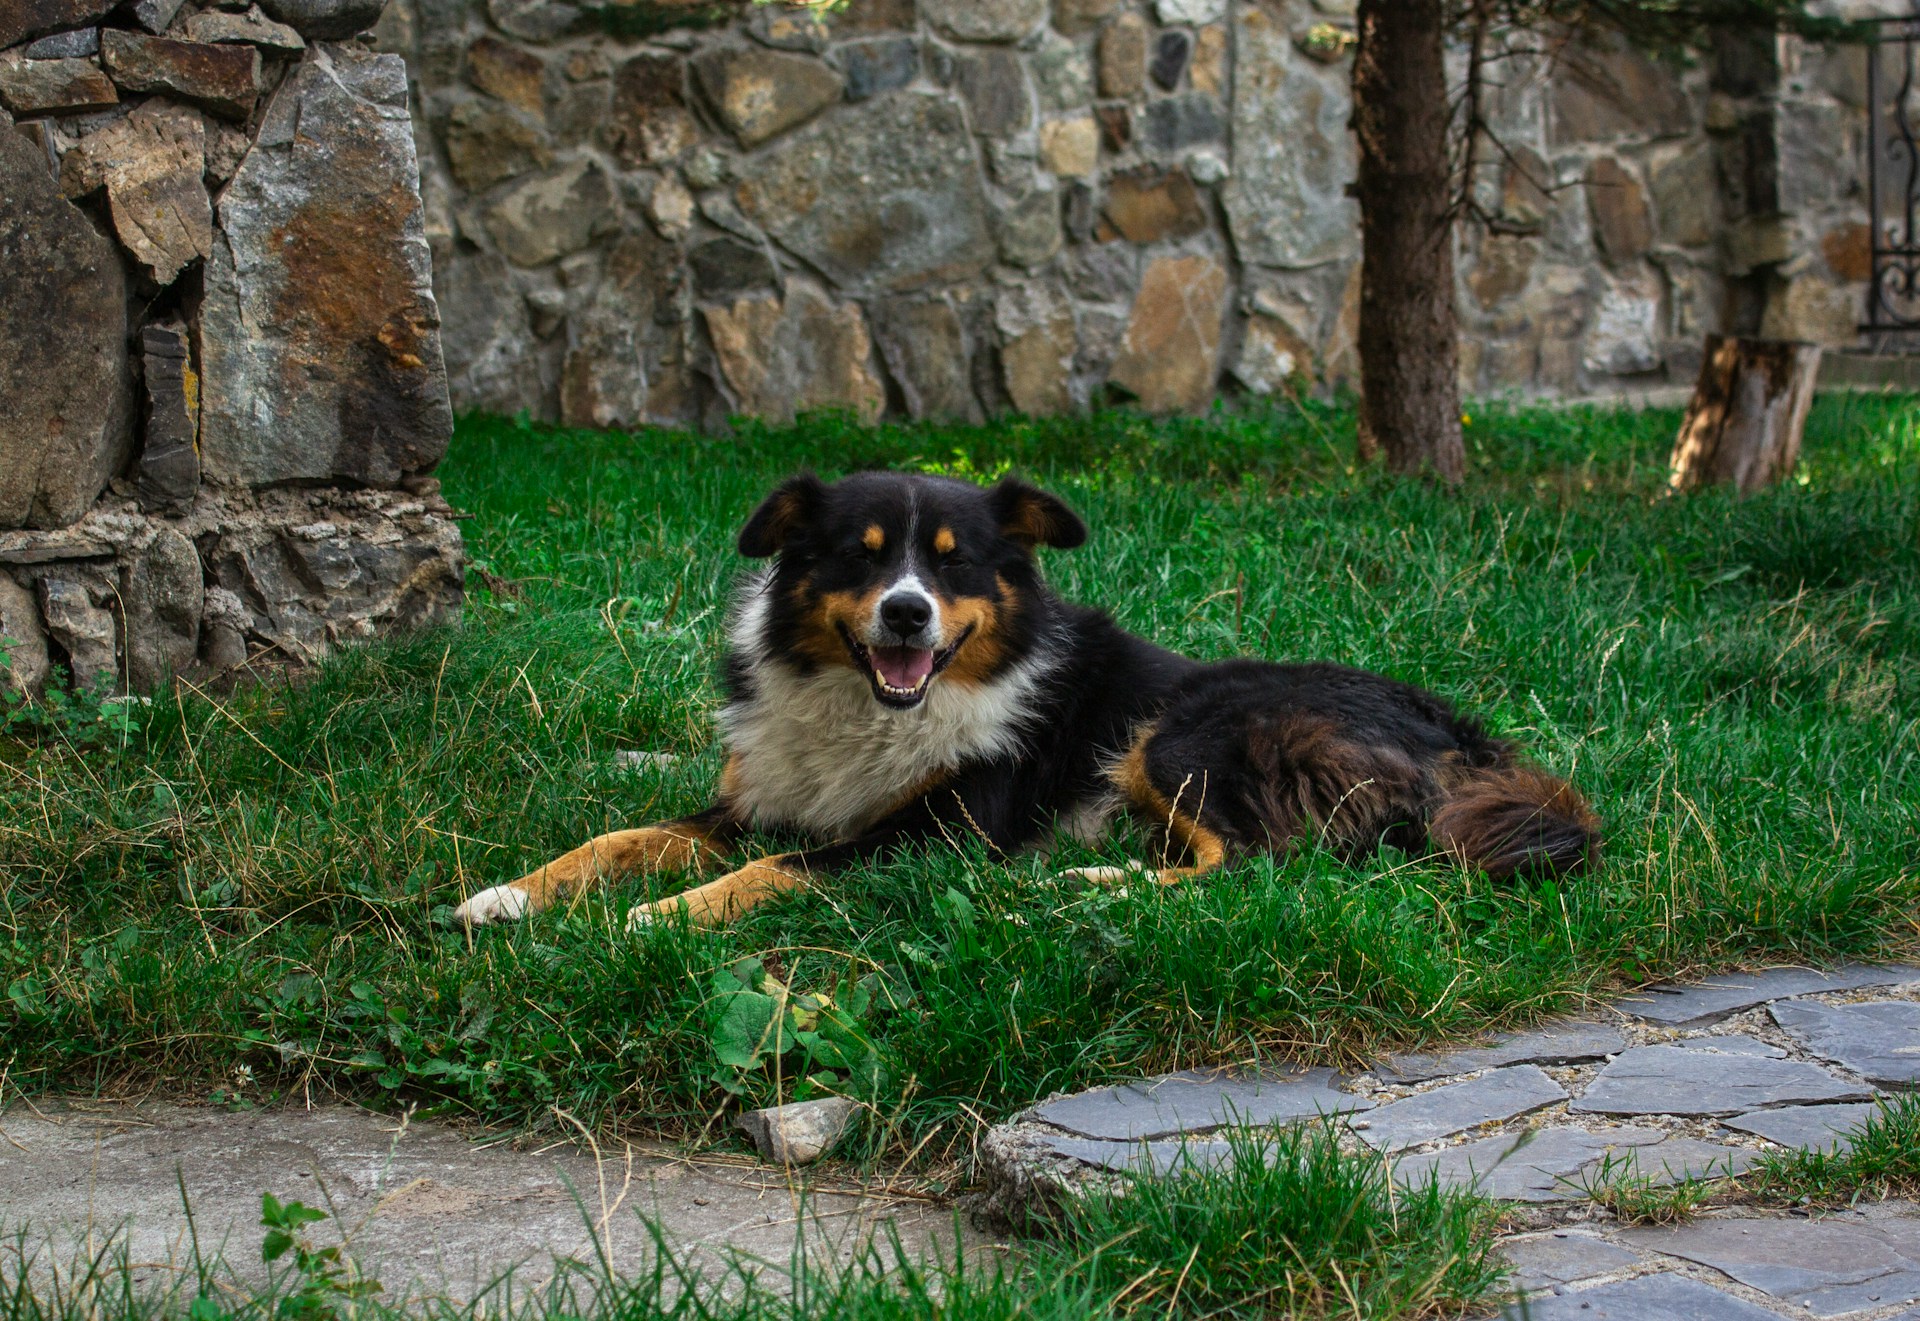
1866;13;1920;331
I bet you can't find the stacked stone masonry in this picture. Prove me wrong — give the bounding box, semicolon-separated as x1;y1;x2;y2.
2;0;461;699
379;0;1907;429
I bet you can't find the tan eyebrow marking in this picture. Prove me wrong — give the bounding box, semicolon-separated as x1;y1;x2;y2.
862;524;885;552
933;526;956;555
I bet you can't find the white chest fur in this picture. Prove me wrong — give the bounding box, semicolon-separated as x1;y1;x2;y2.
718;580;1053;840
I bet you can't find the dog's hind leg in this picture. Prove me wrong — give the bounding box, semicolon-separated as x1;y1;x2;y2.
626;853;810;929
454;806;739;927
1057;727;1228;887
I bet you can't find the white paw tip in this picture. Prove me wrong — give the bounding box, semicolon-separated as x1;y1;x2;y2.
453;885;529;927
624;908;658;933
1056;864;1145;885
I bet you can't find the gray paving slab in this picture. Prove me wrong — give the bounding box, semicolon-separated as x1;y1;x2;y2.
1037;1134;1234;1175
0;1102;979;1300
1572;1046;1875;1117
1378;1020;1628;1083
1395;1126;1668;1203
1771;999;1920;1089
1623;1216;1920;1317
1723;1102;1882;1155
1676;1035;1788;1058
1616;965;1920;1027
1501;1271;1790;1319
1357;1065;1568;1153
1498;1231;1640;1291
1622;1137;1761;1183
1027;1066;1372;1142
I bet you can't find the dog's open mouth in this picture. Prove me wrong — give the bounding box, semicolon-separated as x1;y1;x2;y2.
839;624;974;708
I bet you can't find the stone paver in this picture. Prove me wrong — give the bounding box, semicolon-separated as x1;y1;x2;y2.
1395;1126;1669;1203
1771;1000;1920;1089
1617;965;1920;1027
1501;1272;1791;1320
1038;1134;1233;1175
1379;1020;1628;1083
1677;1035;1788;1058
1723;1102;1881;1155
1623;1216;1920;1317
1573;1045;1873;1117
1498;1231;1640;1290
1028;1066;1371;1142
1356;1065;1567;1153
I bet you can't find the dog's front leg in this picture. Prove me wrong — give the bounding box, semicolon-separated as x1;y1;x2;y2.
455;806;739;927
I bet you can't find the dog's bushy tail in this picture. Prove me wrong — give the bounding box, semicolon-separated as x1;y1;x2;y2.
1429;764;1600;880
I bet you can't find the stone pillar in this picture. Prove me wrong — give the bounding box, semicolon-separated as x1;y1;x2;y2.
0;0;462;699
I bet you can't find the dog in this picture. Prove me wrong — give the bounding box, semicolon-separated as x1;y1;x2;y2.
453;471;1599;930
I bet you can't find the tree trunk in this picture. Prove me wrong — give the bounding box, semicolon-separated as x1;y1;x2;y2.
1352;0;1464;485
1668;335;1822;494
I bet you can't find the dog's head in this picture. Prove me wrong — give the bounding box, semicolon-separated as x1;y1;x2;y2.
737;471;1085;709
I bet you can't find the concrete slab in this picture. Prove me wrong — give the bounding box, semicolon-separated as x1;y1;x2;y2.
0;1102;980;1301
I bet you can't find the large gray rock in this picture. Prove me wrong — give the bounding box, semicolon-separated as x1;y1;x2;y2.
0;110;132;531
692;46;841;148
1571;1045;1872;1117
200;45;451;490
923;0;1043;43
60;100;210;286
1222;4;1357;269
870;297;980;422
0;53;119;116
0;575;51;698
100;32;262;121
1356;1065;1568;1153
1771;999;1920;1088
701;283;884;424
735;1098;856;1166
256;0;390;39
481;159;614;267
0;0;118;49
734;91;993;293
435;250;542;417
1622;1216;1920;1318
122;524;202;690
1616;965;1920;1027
1028;1066;1371;1142
37;574;119;692
136;323;201;514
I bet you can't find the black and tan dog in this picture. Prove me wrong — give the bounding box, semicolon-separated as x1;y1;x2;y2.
453;472;1599;930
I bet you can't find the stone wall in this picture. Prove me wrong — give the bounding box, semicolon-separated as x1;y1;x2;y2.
2;0;463;699
382;0;1898;427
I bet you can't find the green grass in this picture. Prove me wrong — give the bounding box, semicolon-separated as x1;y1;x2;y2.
1;1123;1501;1321
1747;1091;1920;1207
2;395;1918;1167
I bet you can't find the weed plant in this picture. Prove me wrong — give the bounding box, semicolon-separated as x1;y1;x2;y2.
2;396;1917;1161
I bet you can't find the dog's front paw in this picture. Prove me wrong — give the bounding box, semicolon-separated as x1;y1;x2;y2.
453;884;530;927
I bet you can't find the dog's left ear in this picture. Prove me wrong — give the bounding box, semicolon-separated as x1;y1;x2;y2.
739;473;827;558
988;478;1087;550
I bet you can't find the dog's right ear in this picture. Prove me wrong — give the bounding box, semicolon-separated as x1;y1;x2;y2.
738;474;827;558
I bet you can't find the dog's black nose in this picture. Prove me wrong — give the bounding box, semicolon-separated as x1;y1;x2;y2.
880;593;933;638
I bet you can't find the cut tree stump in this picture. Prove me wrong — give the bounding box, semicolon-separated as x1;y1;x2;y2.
1668;335;1823;494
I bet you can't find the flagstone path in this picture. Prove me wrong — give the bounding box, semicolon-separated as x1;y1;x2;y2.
978;962;1920;1320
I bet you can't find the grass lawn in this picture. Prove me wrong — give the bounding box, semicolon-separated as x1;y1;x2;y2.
2;395;1918;1172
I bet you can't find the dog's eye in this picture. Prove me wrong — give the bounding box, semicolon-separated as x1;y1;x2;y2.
942;552;970;569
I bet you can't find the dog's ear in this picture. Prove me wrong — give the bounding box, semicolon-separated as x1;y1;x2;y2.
988;478;1087;550
738;474;827;558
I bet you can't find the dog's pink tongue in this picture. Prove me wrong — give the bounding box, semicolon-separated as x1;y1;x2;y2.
873;646;934;690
